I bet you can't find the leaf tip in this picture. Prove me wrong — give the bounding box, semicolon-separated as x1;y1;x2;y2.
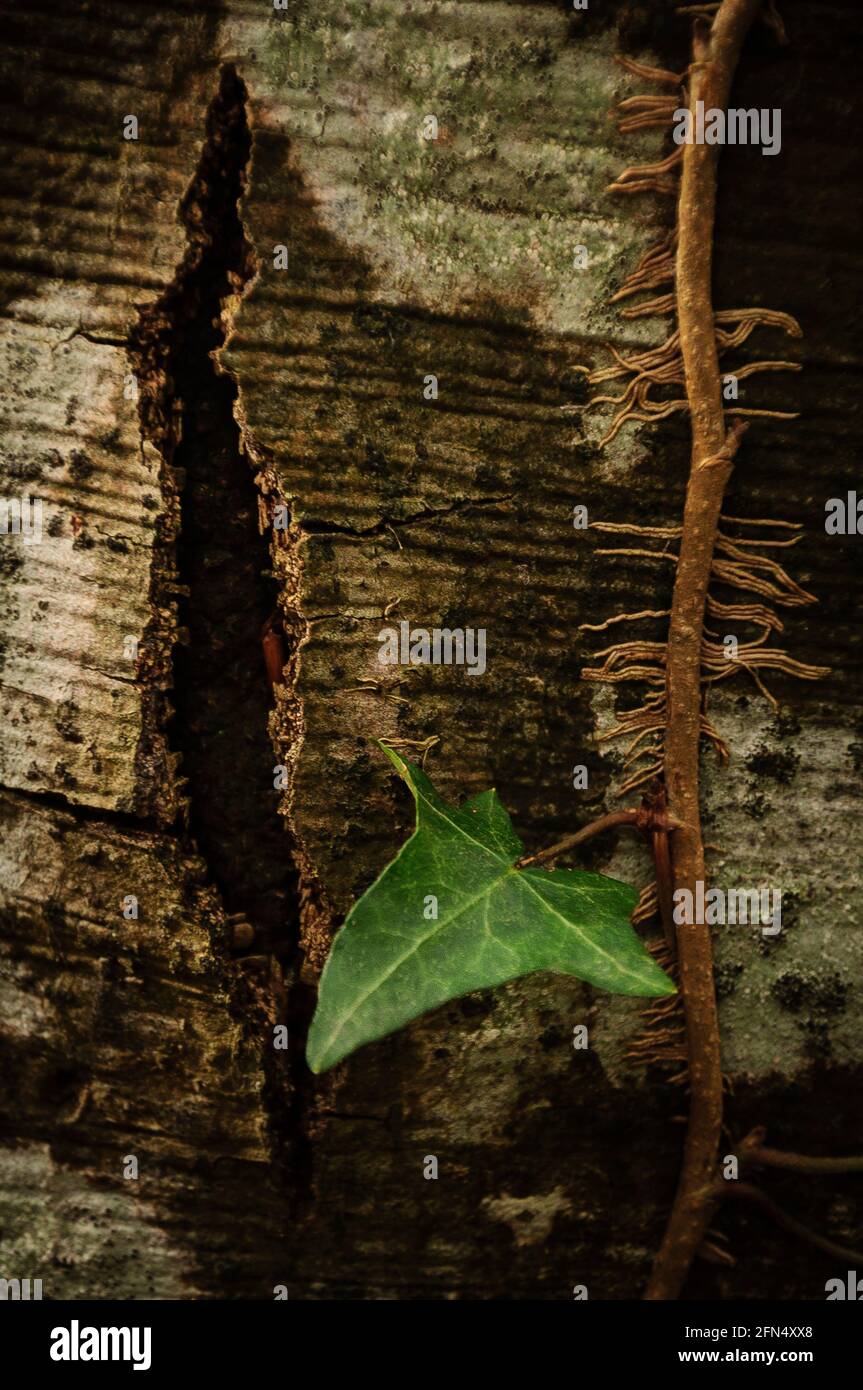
305;1038;330;1075
652;971;678;997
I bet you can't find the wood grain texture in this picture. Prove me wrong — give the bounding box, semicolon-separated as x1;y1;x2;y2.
0;0;860;1300
0;0;219;814
0;788;286;1297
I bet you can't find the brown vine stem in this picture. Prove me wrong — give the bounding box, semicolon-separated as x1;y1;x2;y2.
518;804;682;869
738;1127;863;1174
745;1150;863;1175
517;810;641;868
722;1184;863;1265
645;0;764;1301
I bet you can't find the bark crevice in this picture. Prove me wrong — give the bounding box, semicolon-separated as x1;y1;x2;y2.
129;63;299;964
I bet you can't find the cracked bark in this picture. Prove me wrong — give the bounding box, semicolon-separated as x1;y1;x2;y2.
130;65;297;959
0;0;861;1300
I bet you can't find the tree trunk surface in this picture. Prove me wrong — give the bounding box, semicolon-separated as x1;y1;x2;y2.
0;0;860;1299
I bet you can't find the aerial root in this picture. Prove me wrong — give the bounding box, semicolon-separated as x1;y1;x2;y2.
705;524;828;703
609;150;683;180
579;673;670;794
617;95;682;114
728;359;800;381
619;760;665;796
589;329;681;383
725;407;799;421
714;535;819;605
611;252;676;302
583;665;666;686
608;148;683;198
611;233;678;304
627;928;686;1069
620;293;677;320
607;177;678;197
580;308;801;447
641;1000;684;1026
579;510;825;735
712;557;804;606
631;879;659;928
596;547;678;563
578;608;670;634
699;700;731;764
589;639;667;666
717;532;802;550
585;692;669;796
715;307;801;337
701;641;830;708
591;521;682;540
614;55;686;86
707;595;784;639
595;694;665;746
599;401;689;447
617;110;679;135
583;634;826;700
720;513;801;529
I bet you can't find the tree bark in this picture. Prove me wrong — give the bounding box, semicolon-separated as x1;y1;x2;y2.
0;0;861;1299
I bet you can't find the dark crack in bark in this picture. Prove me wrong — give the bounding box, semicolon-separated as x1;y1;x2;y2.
127;64;324;1226
130;64;297;959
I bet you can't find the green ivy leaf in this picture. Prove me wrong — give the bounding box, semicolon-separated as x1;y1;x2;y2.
306;744;675;1073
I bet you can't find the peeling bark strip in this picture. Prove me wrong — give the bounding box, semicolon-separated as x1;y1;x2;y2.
648;0;765;1301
